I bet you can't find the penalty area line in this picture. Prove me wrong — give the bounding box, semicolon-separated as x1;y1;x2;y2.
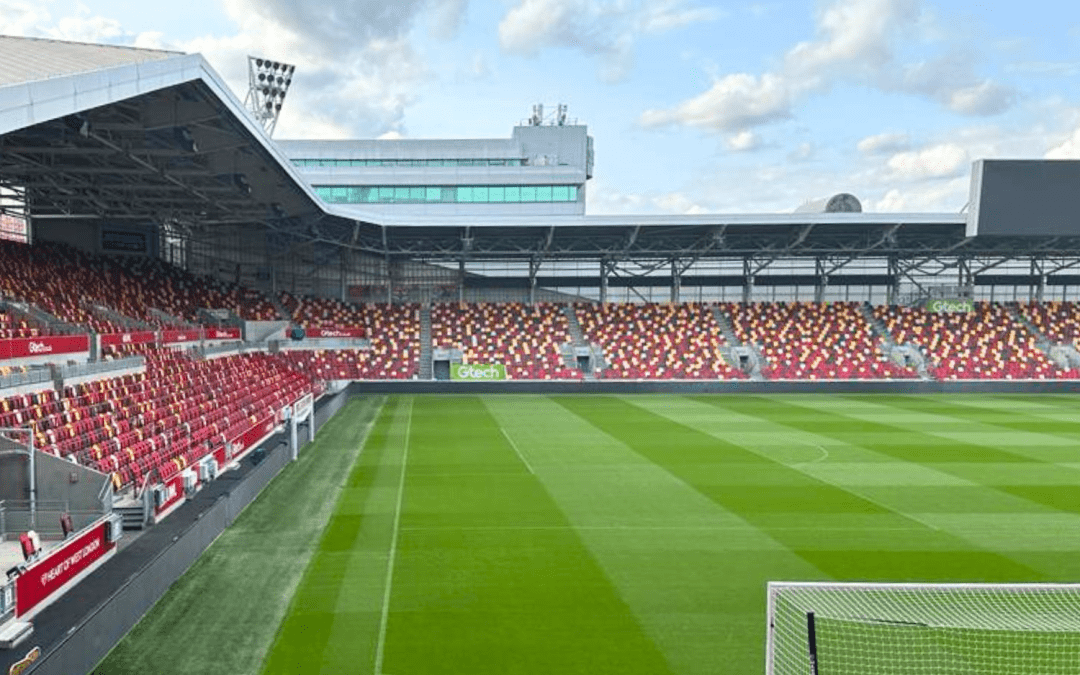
499;425;535;474
373;397;412;675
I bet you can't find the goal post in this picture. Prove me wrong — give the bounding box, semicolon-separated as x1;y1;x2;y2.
766;582;1080;675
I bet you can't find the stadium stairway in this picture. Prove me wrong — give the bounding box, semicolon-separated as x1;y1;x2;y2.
561;305;609;378
269;292;291;321
711;306;764;380
1008;302;1080;371
419;305;433;380
861;303;932;380
1007;302;1051;348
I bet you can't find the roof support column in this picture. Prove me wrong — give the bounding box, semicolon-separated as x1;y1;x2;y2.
742;258;753;304
671;259;681;304
1032;257;1046;303
459;259;466;304
528;257;540;306
386;255;393;304
814;257;826;303
600;258;610;305
887;255;899;306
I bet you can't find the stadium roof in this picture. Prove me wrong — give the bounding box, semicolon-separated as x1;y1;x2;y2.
0;35;181;87
1;35;1079;263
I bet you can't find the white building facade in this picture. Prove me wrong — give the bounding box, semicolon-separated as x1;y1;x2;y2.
277;115;593;219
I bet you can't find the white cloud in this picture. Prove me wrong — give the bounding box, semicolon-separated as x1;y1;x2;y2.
1045;125;1080;159
587;180;709;215
886;143;969;180
178;0;447;139
726;130;762;152
857;132;910;155
640;0;1014;133
870;177;969;212
898;54;1016;115
0;0;50;36
640;72;794;131
498;0;719;82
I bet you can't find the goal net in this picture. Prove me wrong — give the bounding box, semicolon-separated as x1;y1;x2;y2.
766;582;1080;675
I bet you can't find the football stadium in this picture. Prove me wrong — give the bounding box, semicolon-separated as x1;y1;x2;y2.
4;34;1080;675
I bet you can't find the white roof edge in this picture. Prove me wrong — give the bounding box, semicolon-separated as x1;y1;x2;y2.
328;207;968;228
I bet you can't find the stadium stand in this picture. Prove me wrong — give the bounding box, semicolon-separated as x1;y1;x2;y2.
0;348;312;489
281;293;365;329
0;308;47;339
0;240;279;328
725;302;918;380
1017;301;1080;347
431;302;580;379
873;302;1077;380
575;303;744;380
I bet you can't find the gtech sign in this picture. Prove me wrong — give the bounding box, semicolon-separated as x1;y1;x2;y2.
927;298;974;313
450;363;507;381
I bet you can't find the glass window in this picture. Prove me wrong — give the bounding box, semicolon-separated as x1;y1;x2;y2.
348;187;364;202
504;186;520;202
488;186;505;202
472;186;489;202
426;187;442;201
552;186;570;202
365;187;379;203
568;186;578;201
520;186;536;202
535;186;552;202
457;187;473;202
410;187;425;200
378;187;395;202
394;187;411;201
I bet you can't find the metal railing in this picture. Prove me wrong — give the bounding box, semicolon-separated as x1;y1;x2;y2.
0;366;52;391
57;355;145;381
0;500;105;540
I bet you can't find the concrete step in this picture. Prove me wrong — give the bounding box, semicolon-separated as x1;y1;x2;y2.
0;621;33;650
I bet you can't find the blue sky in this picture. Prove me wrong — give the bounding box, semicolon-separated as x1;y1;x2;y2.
3;0;1080;214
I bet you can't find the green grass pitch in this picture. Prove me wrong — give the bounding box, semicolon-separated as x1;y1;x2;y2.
95;393;1080;674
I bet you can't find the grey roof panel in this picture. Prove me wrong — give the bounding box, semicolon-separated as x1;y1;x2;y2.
0;35;181;87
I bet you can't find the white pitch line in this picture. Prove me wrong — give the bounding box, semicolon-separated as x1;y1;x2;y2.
400;524;928;533
499;425;535;474
374;397;412;675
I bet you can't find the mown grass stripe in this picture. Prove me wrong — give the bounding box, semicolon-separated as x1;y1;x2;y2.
374;396;412;675
557;395;1040;584
260;396;408;674
97;396;383;675
781;394;1080;514
484;394;824;675
381;395;677;675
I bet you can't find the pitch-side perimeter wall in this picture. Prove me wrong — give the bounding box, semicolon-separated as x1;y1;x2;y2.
347;380;1080;395
17;391;347;675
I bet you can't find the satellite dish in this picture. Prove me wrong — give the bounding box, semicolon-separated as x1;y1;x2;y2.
825;193;862;213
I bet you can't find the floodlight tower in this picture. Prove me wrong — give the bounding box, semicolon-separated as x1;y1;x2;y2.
245;56;296;137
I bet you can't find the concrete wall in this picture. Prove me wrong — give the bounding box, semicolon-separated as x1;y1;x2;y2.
348;379;1080;395
33;450;109;514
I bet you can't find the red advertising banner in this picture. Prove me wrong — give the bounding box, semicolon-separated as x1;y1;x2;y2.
0;334;90;361
15;520;114;617
205;327;241;341
305;327;367;338
160;329;202;345
229;414;277;459
100;331;157;347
